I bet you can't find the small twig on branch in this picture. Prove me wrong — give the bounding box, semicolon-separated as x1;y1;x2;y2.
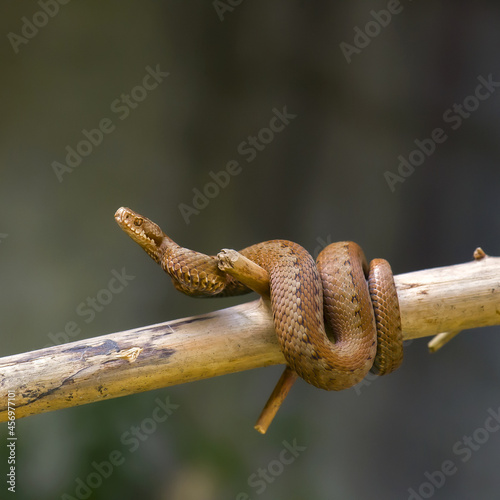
218;248;270;297
254;366;298;434
1;249;499;426
427;330;462;353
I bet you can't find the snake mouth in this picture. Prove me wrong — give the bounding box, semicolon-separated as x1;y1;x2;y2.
115;207;166;259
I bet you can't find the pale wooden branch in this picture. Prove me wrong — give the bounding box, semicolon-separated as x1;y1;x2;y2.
1;251;500;423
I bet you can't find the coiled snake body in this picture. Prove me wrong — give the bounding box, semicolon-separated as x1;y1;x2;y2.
115;207;403;391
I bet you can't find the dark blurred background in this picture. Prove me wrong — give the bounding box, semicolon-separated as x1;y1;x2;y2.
1;1;500;499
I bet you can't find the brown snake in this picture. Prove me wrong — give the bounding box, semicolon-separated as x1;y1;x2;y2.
115;207;403;391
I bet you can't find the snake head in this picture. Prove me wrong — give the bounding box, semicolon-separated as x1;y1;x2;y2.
115;207;167;263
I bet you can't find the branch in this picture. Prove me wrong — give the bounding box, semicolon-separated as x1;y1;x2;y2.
1;251;499;423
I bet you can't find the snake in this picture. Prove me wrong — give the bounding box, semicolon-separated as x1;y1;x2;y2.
115;207;403;391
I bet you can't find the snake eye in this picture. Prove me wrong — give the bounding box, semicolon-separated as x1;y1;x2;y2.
134;217;143;227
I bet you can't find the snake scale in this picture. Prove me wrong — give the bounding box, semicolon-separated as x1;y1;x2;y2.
115;207;403;391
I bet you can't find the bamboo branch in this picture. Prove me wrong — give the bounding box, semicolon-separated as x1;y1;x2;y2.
1;250;499;424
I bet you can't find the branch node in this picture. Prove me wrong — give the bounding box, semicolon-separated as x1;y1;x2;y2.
473;247;487;260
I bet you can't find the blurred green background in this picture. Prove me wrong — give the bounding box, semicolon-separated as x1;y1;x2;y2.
1;1;500;499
